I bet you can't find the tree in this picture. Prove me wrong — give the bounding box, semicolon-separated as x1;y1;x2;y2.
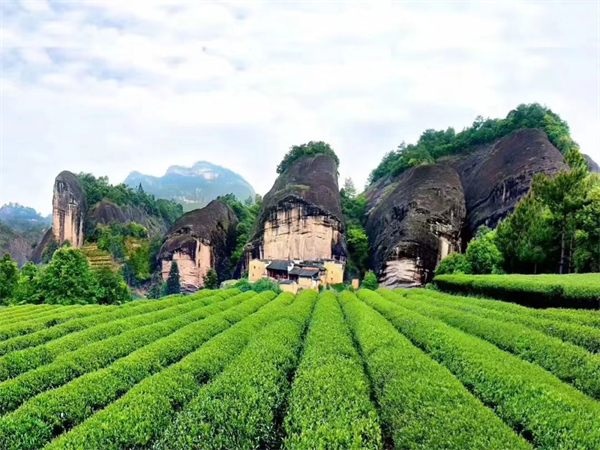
203;268;219;289
276;141;339;174
435;252;472;276
38;247;99;304
0;253;19;305
495;193;554;273
251;278;281;294
13;262;41;304
573;174;600;272
165;261;181;295
361;270;378;290
341;178;357;199
465;227;503;274
41;238;59;264
533;148;588;273
94;267;130;304
147;279;163;299
346;227;369;277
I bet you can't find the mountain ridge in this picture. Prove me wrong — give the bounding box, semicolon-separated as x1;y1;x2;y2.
123;161;255;212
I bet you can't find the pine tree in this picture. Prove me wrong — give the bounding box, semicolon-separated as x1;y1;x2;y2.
361;270;378;290
165;261;181;295
147;280;163;299
203;268;219;289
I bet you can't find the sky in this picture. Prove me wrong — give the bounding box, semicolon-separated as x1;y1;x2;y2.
1;0;599;215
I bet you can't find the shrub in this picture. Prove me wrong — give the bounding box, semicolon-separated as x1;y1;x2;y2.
434;273;600;309
0;290;264;450
45;291;286;450
361;271;378;290
382;289;600;399
155;290;317;450
341;290;528;450
283;292;381;449
435;252;472;276
360;289;600;450
0;291;216;381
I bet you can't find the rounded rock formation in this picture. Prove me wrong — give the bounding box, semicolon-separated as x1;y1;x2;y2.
158;199;238;292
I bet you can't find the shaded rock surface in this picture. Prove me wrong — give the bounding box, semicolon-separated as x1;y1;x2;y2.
241;154;346;271
0;222;33;267
584;154;600;173
30;228;54;264
158;199;238;292
88;199;168;236
366;128;566;286
366;164;466;287
443;128;567;236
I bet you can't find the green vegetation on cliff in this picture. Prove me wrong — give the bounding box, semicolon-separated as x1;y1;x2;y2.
276;141;339;174
77;173;183;226
368;103;576;184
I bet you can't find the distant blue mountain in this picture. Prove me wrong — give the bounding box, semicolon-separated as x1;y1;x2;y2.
124;161;256;212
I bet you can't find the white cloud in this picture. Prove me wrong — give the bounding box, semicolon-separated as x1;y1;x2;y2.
0;0;598;215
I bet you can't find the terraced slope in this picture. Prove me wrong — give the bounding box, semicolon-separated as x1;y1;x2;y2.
0;288;597;450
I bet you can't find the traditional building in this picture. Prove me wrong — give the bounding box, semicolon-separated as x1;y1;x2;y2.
248;258;344;293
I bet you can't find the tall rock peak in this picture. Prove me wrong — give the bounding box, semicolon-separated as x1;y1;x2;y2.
243;153;346;268
52;171;87;248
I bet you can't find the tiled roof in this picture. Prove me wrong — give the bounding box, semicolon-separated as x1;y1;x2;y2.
266;260;290;271
289;268;319;278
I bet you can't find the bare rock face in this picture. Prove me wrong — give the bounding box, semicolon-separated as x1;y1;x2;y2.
365;164;466;287
30;228;54;264
89;199;168;236
584;154;600;173
158;199;238;292
445;128;567;237
365;128;566;287
0;222;32;266
242;154;346;269
52;171;87;248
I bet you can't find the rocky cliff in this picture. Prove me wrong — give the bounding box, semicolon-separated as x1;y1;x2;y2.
584;154;600;173
31;171;87;262
52;171;87;248
365;128;566;286
0;221;33;266
158;199;238;292
365;164;465;287
242;153;346;268
88;199;168;236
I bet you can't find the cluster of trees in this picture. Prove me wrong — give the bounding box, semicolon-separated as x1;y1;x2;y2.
218;193;262;275
496;149;599;274
369;103;577;184
437;149;599;276
90;222;153;286
339;178;369;279
436;227;504;277
77;173;183;226
0;248;130;306
276;141;340;174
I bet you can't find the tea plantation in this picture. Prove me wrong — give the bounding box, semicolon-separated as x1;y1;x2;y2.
0;286;598;449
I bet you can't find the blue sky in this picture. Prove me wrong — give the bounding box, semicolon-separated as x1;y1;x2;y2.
1;0;599;214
